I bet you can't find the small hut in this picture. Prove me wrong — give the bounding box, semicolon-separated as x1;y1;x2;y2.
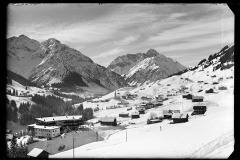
172;113;189;123
119;113;129;117
27;148;50;158
163;110;172;119
131;112;140;119
138;108;145;114
99;117;117;126
218;86;227;90
192;105;207;115
205;88;214;93
192;96;204;102
182;94;193;99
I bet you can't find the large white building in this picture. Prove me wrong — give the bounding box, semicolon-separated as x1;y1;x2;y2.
28;124;60;138
27;115;83;138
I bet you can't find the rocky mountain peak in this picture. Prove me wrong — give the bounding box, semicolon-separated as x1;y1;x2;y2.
145;49;159;57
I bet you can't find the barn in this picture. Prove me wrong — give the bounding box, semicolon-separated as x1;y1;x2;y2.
192;105;207;115
192;96;204;102
172;113;189;123
131;112;140;119
27;148;50;158
119;113;129;117
99;117;117;126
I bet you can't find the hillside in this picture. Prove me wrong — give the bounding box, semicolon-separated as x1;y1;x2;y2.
50;44;234;158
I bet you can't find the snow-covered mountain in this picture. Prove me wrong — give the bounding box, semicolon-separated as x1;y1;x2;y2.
7;35;43;78
7;35;127;94
107;49;187;85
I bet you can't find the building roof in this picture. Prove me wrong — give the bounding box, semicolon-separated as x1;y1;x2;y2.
193;96;204;99
131;112;139;116
99;117;116;122
6;134;13;140
163;110;172;115
27;148;49;157
119;113;129;115
27;124;60;130
35;115;82;122
172;113;188;119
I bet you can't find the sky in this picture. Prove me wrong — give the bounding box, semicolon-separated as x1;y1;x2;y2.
7;3;234;67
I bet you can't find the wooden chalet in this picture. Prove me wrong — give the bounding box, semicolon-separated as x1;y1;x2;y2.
192;96;204;102
172;113;189;123
119;113;129;117
99;117;117;126
131;112;140;119
27;148;50;158
192;105;207;115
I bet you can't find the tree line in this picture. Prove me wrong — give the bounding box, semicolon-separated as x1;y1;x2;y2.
7;94;93;126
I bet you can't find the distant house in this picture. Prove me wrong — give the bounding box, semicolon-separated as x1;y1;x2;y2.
119;113;129;117
197;81;204;83
192;105;207;115
182;94;193;99
211;75;216;78
192;96;204;102
218;86;227;90
152;101;163;107
6;130;12;134
99;117;117;126
163;110;173;119
205;88;214;93
131;112;140;119
212;82;219;85
6;134;13;141
145;102;154;109
127;107;132;111
138;108;145;114
147;118;162;124
27;148;50;158
167;84;171;86
172;113;189;123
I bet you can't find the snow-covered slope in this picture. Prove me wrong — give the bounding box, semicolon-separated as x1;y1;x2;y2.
108;49;186;85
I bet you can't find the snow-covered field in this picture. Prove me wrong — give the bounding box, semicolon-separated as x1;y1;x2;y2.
50;66;234;158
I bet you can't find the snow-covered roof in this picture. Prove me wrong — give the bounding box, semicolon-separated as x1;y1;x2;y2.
172;113;188;119
35;115;82;122
6;134;13;140
193;96;204;99
27;124;60;129
99;117;116;122
27;148;49;157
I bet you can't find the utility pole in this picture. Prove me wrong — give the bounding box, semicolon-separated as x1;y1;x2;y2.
126;130;127;142
73;137;74;158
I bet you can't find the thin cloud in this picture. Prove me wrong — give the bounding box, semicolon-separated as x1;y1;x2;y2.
90;47;124;60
